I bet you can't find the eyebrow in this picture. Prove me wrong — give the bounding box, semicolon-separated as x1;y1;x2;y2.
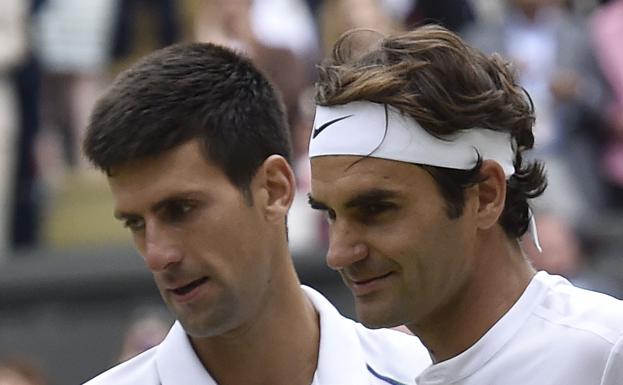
114;191;204;220
307;188;399;211
114;211;134;221
344;188;400;209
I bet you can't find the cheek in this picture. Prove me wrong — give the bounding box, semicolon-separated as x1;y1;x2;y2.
426;221;477;289
209;208;269;265
181;209;250;265
377;217;472;279
365;214;432;260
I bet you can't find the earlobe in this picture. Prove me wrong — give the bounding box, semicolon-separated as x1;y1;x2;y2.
476;160;507;230
258;155;296;222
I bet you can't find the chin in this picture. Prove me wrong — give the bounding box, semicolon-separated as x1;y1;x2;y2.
359;317;402;329
356;309;402;329
172;305;234;338
354;298;404;329
178;316;232;339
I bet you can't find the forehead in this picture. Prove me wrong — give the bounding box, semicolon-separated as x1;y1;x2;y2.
108;140;233;210
310;155;437;203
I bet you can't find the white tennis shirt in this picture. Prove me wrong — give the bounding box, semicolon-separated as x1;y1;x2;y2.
416;271;623;385
83;286;432;385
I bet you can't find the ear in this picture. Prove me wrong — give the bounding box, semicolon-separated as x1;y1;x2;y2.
253;155;296;222
475;160;507;230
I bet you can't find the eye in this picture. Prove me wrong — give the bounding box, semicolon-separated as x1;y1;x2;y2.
162;201;195;223
358;202;396;221
123;217;145;232
361;203;389;216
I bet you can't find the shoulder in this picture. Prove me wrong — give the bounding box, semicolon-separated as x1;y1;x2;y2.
535;272;623;347
82;347;160;385
354;324;432;379
538;273;623;333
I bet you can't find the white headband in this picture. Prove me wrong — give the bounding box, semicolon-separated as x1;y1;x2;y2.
309;101;516;178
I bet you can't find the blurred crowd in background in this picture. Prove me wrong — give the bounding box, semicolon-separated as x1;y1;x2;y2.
0;0;622;382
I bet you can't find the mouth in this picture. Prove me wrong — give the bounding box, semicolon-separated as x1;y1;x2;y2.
349;272;393;296
170;277;209;297
352;272;393;285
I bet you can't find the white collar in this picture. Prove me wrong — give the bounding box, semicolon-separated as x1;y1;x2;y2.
416;272;549;384
156;321;216;384
302;286;372;385
154;286;373;385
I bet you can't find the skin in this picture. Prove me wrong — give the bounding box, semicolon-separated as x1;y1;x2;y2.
0;368;39;385
108;139;319;385
309;155;535;362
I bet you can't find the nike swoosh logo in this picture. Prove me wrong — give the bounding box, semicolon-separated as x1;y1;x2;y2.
312;114;353;139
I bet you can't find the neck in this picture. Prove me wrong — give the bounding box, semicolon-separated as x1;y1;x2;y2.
407;227;535;363
191;257;320;385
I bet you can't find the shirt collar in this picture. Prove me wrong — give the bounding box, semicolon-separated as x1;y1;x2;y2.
156;321;217;385
154;286;372;385
416;272;549;384
302;285;372;385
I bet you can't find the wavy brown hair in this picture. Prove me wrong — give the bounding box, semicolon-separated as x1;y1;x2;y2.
315;25;547;238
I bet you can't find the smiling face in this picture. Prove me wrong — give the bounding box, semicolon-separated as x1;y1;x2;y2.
109;140;279;338
310;156;480;328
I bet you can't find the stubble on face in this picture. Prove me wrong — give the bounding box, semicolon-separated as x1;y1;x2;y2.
109;140;274;339
310;155;479;331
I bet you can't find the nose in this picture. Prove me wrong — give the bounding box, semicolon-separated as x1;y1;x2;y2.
326;221;368;270
140;223;183;272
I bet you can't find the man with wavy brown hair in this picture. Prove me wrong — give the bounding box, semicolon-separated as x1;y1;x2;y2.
308;25;623;384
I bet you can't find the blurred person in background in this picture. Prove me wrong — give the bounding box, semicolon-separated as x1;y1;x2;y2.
194;0;313;144
244;0;319;62
193;0;323;254
110;0;180;67
405;0;475;31
33;0;119;176
116;309;171;363
308;25;623;384
522;211;623;297
0;356;47;385
591;0;623;208
318;0;403;58
9;0;46;250
81;42;430;384
0;0;28;253
0;0;29;252
316;0;475;55
463;0;610;223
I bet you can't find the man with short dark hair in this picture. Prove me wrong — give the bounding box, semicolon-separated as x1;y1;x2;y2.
82;42;431;385
308;25;623;384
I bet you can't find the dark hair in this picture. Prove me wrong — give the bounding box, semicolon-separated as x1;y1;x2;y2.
84;42;292;196
315;25;547;238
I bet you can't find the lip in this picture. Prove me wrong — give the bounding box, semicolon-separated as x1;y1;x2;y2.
167;277;210;303
349;272;394;296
